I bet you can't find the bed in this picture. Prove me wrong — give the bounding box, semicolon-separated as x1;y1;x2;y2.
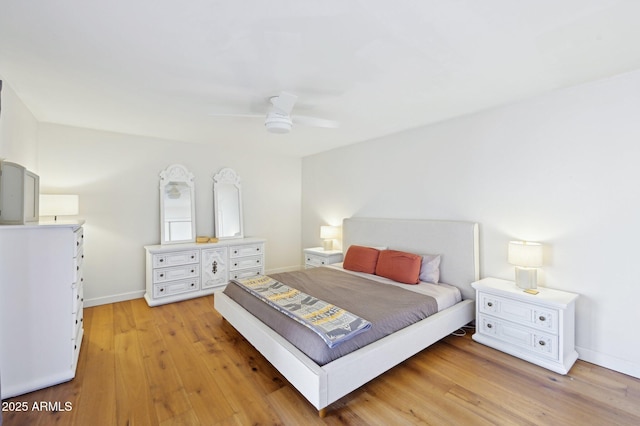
214;217;479;416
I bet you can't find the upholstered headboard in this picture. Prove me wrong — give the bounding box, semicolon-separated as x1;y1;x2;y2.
342;217;479;300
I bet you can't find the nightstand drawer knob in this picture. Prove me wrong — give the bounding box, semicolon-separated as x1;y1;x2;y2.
539;340;546;346
539;316;546;322
487;302;493;307
486;323;493;329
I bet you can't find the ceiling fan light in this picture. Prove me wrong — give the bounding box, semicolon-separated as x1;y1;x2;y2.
265;113;292;134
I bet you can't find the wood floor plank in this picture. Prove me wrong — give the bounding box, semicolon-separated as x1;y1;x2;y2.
113;329;157;426
72;303;117;426
156;320;235;423
3;296;640;425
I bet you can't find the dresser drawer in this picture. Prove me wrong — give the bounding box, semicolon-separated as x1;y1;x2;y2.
153;279;199;298
73;246;84;283
230;268;263;281
71;307;84;341
152;250;199;268
153;264;199;283
230;244;263;258
478;291;558;333
229;255;263;271
478;314;558;360
72;281;84;314
74;227;84;255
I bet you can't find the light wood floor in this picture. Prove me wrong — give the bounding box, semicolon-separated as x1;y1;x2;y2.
3;295;640;425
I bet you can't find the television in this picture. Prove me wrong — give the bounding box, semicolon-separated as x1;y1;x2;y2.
0;161;40;224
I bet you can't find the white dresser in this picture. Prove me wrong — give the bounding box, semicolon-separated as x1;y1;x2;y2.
0;221;85;398
471;277;579;374
144;237;265;306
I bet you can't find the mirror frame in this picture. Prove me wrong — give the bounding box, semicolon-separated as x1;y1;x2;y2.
160;164;196;245
213;167;244;239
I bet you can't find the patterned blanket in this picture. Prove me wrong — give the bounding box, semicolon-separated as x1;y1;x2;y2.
231;275;371;348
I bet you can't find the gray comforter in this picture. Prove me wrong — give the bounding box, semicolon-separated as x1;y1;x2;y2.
222;267;438;365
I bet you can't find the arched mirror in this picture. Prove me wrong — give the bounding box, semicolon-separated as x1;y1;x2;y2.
213;167;243;239
160;164;196;245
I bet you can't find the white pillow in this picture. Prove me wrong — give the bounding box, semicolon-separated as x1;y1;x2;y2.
419;254;441;283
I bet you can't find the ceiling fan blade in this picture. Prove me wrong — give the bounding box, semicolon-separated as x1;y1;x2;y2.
270;91;298;115
208;112;263;119
292;114;340;128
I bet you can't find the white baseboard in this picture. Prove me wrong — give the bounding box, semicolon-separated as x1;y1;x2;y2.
266;265;303;274
84;290;145;308
577;346;640;379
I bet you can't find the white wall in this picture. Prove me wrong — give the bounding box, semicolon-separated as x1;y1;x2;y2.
37;123;302;306
0;79;39;170
302;70;640;379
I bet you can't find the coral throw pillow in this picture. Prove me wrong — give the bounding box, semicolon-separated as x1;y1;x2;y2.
375;250;422;284
343;245;381;274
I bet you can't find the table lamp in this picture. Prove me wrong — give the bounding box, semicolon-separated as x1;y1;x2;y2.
508;240;543;289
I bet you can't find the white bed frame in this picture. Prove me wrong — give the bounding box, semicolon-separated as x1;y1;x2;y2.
214;217;479;415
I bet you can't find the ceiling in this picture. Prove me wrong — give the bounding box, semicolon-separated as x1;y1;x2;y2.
2;1;640;157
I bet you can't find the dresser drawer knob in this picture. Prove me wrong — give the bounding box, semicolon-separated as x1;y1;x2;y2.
539;340;546;346
486;323;493;329
487;302;493;307
539;316;546;322
159;258;164;263
160;273;164;278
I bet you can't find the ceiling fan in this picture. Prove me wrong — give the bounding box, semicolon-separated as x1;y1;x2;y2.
211;91;340;134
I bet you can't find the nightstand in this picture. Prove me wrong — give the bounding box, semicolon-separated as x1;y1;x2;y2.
471;277;579;374
303;247;343;269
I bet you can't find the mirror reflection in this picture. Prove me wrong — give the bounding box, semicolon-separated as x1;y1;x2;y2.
213;168;243;239
160;164;196;244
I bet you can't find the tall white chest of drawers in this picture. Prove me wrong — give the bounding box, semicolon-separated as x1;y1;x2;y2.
472;277;579;374
144;237;265;306
0;221;85;398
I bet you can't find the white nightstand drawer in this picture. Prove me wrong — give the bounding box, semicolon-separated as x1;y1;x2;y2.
230;244;263;258
478;291;558;333
152;250;199;268
153;264;200;283
478;314;559;360
154;279;199;298
305;253;328;267
230;255;263;271
303;248;343;268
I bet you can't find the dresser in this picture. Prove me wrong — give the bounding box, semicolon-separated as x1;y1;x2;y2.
0;221;85;398
144;237;265;306
303;247;344;268
471;277;579;374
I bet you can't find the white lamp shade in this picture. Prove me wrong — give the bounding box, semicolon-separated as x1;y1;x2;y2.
40;194;79;216
508;241;543;267
320;225;340;240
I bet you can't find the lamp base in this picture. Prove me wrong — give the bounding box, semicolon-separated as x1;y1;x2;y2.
323;239;334;251
515;267;537;289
